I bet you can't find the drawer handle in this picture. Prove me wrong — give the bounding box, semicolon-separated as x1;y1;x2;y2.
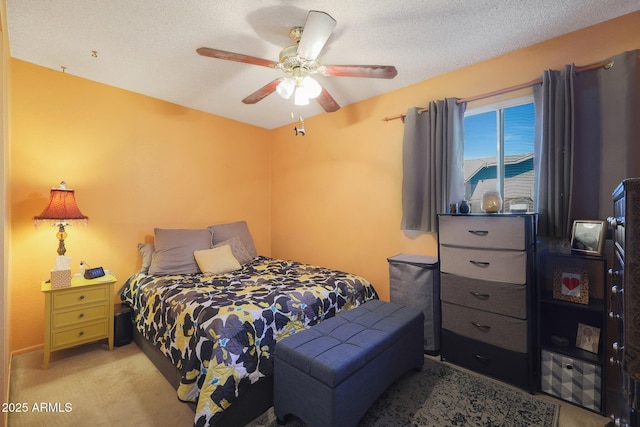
613;342;624;354
468;230;489;236
471;321;491;332
472;353;490;363
79;295;85;300
608;216;624;228
469;260;490;267
78;313;85;318
470;291;490;300
608;268;622;278
78;331;84;337
565;364;573;370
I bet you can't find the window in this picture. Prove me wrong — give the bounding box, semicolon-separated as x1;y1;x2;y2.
463;97;535;213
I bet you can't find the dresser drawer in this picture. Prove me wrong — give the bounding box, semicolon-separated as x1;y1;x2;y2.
541;350;602;412
439;246;526;284
442;301;527;353
441;330;530;390
439;215;526;250
440;273;526;318
52;285;108;309
52;303;109;329
51;320;109;350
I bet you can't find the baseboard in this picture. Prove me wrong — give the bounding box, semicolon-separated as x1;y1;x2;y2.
4;352;12;427
5;343;44;426
10;344;43;357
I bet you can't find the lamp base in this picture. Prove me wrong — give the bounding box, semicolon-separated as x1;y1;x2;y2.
55;223;68;256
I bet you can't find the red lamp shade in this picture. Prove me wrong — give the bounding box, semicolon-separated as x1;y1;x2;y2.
34;183;88;256
34;188;88;223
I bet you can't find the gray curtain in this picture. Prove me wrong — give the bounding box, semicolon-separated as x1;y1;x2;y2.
533;65;576;239
571;50;640;219
401;98;465;232
534;50;640;238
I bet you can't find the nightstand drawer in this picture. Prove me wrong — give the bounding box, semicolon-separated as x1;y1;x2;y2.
439;215;525;250
51;320;109;349
53;303;109;329
439;246;526;284
52;286;108;309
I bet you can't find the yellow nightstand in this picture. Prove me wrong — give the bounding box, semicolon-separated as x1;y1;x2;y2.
41;274;117;368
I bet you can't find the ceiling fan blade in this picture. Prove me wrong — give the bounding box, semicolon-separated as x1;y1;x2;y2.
323;64;398;79
297;10;337;61
242;78;284;104
316;86;340;112
196;47;278;68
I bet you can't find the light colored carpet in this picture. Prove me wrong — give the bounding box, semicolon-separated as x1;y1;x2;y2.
8;342;610;427
8;342;194;427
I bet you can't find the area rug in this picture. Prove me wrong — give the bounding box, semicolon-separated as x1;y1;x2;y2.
247;357;559;427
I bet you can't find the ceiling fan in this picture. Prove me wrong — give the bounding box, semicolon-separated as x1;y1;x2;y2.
196;10;398;112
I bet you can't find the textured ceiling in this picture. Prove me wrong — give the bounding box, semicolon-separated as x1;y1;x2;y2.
6;1;640;129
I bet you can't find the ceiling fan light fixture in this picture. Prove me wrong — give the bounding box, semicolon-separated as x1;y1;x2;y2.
294;88;310;106
197;10;398;114
302;76;322;99
276;78;295;99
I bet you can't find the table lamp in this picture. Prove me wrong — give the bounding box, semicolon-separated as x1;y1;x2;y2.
34;181;88;256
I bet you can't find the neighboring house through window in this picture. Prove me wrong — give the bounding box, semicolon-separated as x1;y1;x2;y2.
463;96;535;213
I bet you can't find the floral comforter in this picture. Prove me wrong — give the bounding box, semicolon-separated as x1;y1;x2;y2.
120;256;378;426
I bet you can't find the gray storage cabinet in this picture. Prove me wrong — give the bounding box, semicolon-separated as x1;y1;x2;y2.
388;254;440;354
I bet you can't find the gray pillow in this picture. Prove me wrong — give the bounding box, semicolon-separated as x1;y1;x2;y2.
213;236;254;265
207;221;257;258
138;243;155;274
148;228;212;275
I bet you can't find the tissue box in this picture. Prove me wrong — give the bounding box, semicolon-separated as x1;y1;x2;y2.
51;269;71;288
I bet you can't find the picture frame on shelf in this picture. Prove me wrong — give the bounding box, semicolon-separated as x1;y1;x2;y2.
552;267;589;305
570;220;606;256
576;323;600;354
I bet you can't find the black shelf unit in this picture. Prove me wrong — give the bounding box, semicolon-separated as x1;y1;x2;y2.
537;251;607;414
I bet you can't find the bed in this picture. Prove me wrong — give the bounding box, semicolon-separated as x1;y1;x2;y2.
119;222;378;426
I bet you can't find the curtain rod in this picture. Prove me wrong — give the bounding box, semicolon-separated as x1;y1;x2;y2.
382;59;613;122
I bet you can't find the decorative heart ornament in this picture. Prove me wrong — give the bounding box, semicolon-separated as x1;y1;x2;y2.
562;276;580;290
561;273;581;296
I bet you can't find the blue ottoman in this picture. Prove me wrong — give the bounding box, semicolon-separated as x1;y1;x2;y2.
274;300;424;427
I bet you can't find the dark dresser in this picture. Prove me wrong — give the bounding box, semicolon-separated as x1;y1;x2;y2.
608;178;640;427
438;214;537;391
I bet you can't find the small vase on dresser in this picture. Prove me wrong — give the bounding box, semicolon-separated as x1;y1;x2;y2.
438;213;537;391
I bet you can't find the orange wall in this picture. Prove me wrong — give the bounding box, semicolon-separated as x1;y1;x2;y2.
7;11;640;354
270;11;640;302
9;61;271;353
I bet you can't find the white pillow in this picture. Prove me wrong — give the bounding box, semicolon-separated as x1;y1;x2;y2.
194;244;241;275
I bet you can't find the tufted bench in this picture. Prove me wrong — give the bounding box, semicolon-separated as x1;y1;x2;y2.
273;299;424;427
